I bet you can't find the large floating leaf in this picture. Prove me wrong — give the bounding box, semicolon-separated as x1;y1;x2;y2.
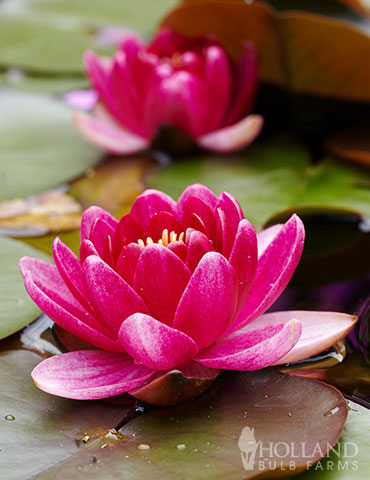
0;16;91;74
25;0;179;32
0;238;49;339
147;137;370;228
0;90;101;202
0;349;351;479
162;0;370;102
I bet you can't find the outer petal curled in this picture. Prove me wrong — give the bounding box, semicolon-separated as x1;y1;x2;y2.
246;311;358;365
196;114;263;153
196;319;301;370
32;351;154;400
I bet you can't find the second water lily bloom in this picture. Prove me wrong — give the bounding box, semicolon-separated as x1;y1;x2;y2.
73;28;263;155
20;185;356;404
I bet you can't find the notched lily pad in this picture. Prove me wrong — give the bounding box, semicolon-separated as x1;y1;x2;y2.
0;238;50;339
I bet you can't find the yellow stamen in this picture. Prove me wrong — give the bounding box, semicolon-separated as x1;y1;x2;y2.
179;232;185;242
170;231;177;243
162;229;169;247
138;239;145;248
146;237;154;245
158;239;163;245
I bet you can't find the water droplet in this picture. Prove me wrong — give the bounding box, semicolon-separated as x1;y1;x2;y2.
288;412;292;417
4;415;15;421
193;448;199;452
82;435;90;443
176;444;186;451
137;444;151;451
264;394;268;398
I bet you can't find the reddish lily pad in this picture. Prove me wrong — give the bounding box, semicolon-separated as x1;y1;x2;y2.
0;349;351;479
326;128;370;167
162;0;370;102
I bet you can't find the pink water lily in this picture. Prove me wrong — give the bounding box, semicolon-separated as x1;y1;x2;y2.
73;28;263;155
20;185;356;403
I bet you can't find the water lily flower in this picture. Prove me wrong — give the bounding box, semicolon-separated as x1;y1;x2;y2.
73;28;263;155
20;185;356;404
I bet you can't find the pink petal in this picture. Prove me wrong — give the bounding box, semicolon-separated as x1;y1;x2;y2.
167;241;188;263
52;237;91;312
19;257;102;332
195;319;301;370
90;217;116;259
63;89;98;111
113;213;143;258
119;313;198;370
174;252;238;349
257;224;283;259
20;268;122;352
224;41;259;125
181;196;217;240
229;219;258;312
244;311;358;365
73;111;149;155
203;45;232;132
130;189;177;231
215;191;244;258
196;114;263;153
102;235;114;267
110;52;146;136
84;50;127;126
144;69;209;138
32;350;154;400
116;243;143;286
80;239;99;263
177;184;218;218
185;229;212;271
134;244;191;326
229;214;305;333
83;255;148;335
80;206;118;243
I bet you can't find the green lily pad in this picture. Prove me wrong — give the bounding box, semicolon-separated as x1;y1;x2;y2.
0;15;92;74
0;238;50;339
25;0;179;31
0;349;353;479
0;90;102;202
147;137;370;229
5;74;89;94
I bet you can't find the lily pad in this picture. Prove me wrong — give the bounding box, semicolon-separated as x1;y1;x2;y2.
0;15;91;74
162;0;370;102
147;137;370;228
0;238;50;339
0;349;352;479
299;401;370;479
25;0;179;32
0;90;102;202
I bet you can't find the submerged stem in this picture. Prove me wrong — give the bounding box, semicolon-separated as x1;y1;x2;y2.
113;401;148;432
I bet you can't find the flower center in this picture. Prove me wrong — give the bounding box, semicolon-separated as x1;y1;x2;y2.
138;229;185;248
